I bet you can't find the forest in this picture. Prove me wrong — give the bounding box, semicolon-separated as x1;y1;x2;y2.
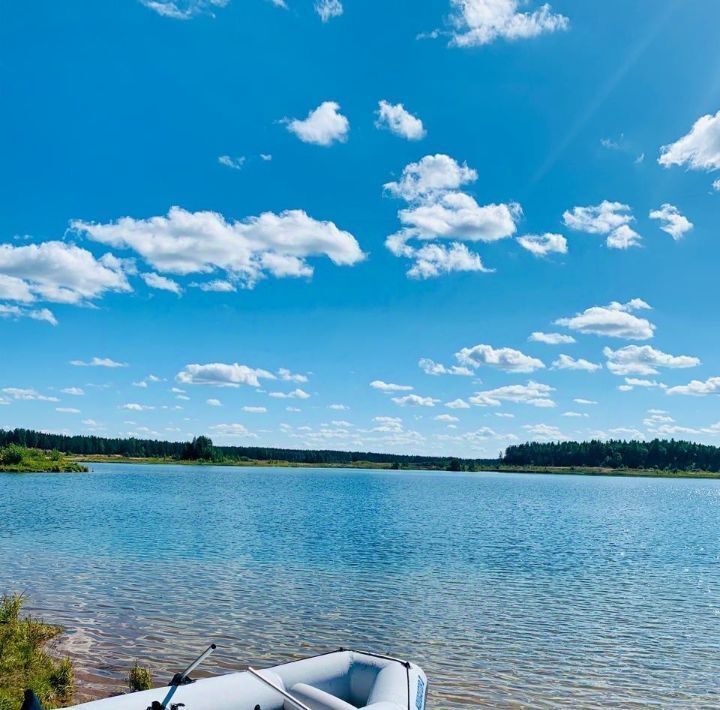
0;428;488;469
503;439;720;472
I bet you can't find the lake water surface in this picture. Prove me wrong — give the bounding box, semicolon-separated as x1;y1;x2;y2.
2;464;720;707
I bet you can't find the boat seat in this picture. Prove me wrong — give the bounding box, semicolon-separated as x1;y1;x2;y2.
284;683;357;710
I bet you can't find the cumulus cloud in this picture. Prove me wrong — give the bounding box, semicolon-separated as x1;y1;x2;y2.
328;403;349;411
457;344;545;373
278;368;308;383
469;380;555;407
206;398;222;406
242;406;267;413
555;299;654;340
56;407;81;414
269;388;311;399
649;204;693;240
603;345;700;376
384;155;520;278
375;101;426;141
517;233;567;257
563;201;641;249
418;358;473;376
446;0;569;47
73;206;364;289
445;398;471;409
523;423;567;441
618;377;667;392
120;403;155;411
209;423;257;438
658;111;720;172
529;331;575;345
285;101;349;146
666;377;720;397
140;0;229;20
315;0;342;21
435;414;459;422
0;241;130;307
61;387;85;396
551;354;602;372
392;394;439;407
370;380;414;392
177;362;275;387
142;272;182;294
574;398;597;405
70;357;128;368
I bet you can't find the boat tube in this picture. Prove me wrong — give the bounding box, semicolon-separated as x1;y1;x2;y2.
64;649;427;710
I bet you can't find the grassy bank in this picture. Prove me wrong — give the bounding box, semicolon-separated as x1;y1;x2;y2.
475;464;720;479
0;445;87;473
0;594;74;709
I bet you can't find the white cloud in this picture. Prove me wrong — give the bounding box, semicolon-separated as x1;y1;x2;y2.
470;380;555;408
375;101;426;141
551;354;602;372
619;377;667;391
529;331;575;345
563;201;641;249
573;398;597;405
603;345;700;376
119;403;154;411
555;299;654;340
328;404;349;410
435;414;459;422
177;362;275;387
649;204;693;240
0;241;130;306
658;111;720;172
142;272;182;294
370;380;414;392
385;154;477;201
286;406;301;412
242;406;267;413
61;387;85;396
384;155;520;278
396;241;493;279
0;304;57;325
524;423;567;441
73;206;364;289
517;233;567;257
447;0;569;47
209;423;257;438
70;357;128;368
457;344;545;373
562;411;588;418
713;179;720;192
285;101;349;146
140;0;229;20
218;155;245;170
56;407;81;414
2;387;59;402
315;0;343;22
418;358;472;376
667;377;720;397
260;153;273;161
206;398;222;406
398;192;520;242
445;398;471;409
278;368;308;383
392;394;439;407
193;280;236;292
269;388;311;399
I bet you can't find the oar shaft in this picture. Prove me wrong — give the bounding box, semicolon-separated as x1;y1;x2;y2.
248;667;313;710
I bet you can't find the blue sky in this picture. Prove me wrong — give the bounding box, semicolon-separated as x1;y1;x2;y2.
2;0;720;456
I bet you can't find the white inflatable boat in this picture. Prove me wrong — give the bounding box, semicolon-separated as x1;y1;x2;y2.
57;648;427;710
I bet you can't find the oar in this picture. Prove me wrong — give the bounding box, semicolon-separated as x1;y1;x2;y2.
248;667;313;710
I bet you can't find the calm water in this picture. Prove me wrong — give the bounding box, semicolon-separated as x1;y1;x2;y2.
2;464;720;707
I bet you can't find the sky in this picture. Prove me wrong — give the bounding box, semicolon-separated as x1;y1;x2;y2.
1;0;720;457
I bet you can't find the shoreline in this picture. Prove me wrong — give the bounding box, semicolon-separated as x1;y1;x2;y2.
70;455;720;479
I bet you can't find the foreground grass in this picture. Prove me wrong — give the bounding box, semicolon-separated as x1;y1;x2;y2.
0;445;87;473
0;594;74;709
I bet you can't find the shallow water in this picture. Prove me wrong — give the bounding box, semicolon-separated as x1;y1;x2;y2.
2;464;720;707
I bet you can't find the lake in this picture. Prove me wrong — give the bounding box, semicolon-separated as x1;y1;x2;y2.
2;464;720;707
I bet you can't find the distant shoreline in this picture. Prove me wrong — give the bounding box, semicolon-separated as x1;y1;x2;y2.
70;455;720;479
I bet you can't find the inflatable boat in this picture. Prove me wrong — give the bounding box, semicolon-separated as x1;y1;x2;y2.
32;648;427;710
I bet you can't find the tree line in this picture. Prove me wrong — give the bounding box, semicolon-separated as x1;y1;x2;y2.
503;439;720;472
0;428;492;468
